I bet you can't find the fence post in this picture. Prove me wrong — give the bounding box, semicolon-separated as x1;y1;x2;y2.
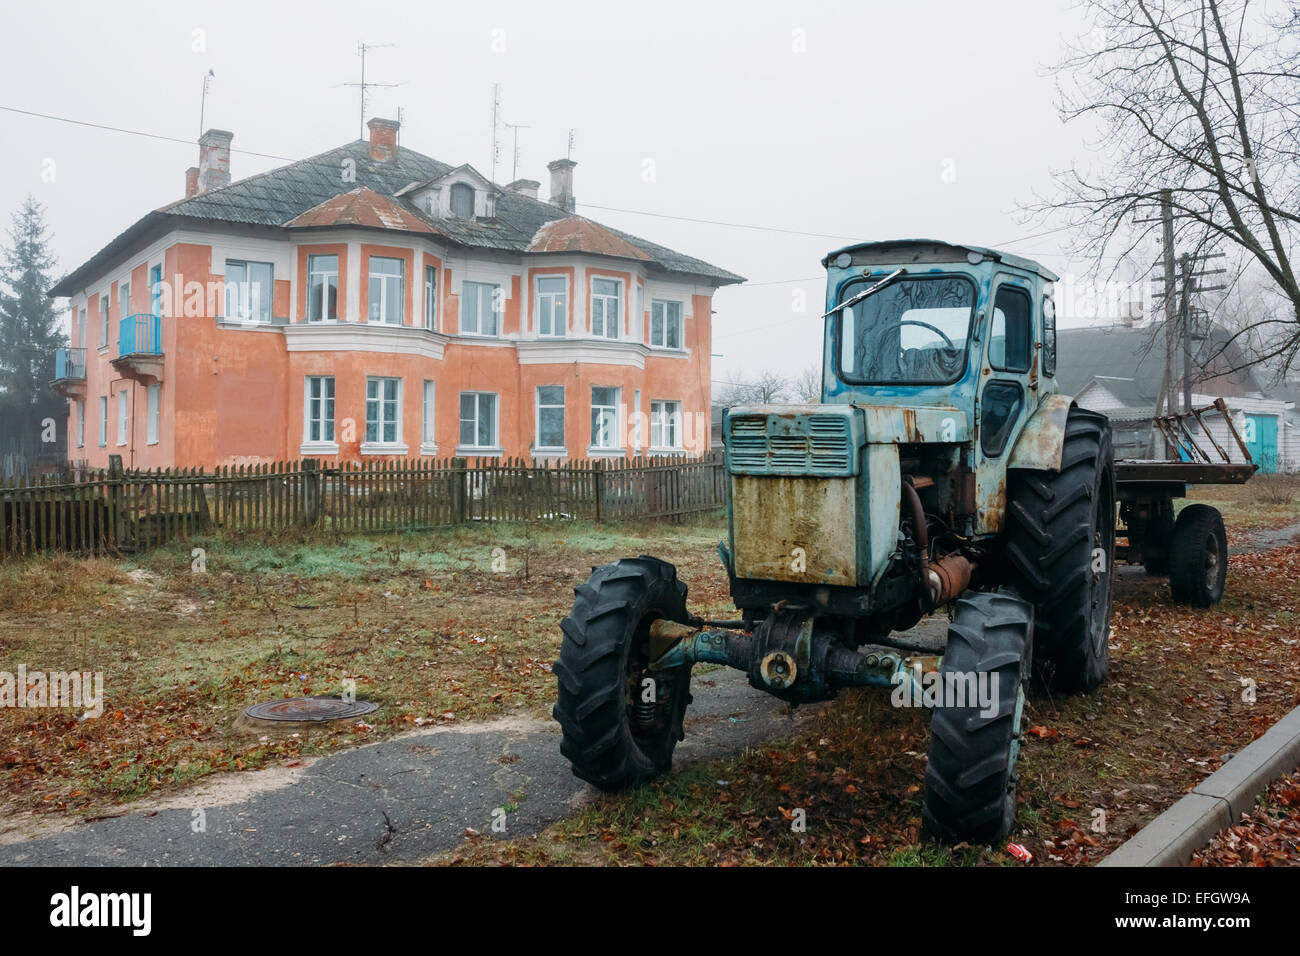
594;459;605;523
452;457;468;524
107;454;125;550
302;459;322;526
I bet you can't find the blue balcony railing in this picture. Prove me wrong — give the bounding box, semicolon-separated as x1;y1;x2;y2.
119;313;163;357
54;347;86;380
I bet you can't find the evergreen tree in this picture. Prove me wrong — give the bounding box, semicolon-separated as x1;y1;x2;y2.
0;194;66;455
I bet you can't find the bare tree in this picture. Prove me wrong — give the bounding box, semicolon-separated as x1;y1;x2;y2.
713;368;792;406
1034;0;1300;375
794;364;822;402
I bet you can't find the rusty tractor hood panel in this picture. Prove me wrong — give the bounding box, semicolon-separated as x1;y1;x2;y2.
855;404;968;444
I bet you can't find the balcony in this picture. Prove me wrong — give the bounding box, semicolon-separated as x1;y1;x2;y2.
112;313;164;383
52;347;86;399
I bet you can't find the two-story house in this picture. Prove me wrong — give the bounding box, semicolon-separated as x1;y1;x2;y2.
49;118;743;468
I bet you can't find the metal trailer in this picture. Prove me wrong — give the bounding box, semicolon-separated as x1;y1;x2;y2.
1115;397;1257;606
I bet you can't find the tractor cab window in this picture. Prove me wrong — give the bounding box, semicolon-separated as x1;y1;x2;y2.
837;275;975;385
987;286;1033;373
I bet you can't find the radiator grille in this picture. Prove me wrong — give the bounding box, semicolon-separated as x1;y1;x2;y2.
726;412;855;476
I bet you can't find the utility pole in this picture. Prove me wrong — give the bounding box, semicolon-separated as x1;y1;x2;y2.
1161;189;1178;416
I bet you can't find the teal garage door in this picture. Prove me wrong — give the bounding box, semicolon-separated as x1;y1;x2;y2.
1243;414;1279;473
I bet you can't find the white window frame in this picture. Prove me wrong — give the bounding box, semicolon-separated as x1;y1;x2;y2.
534;385;566;453
458;391;500;453
590;386;622;452
119;282;130;322
650;399;683;450
368;256;405;325
116;389;128;446
650;299;683;350
534;275;567;337
423;264;438;331
590;277;622;339
421;380;438;455
301;376;337;454
146;384;160;445
362;376;405;454
460;281;501;336
98;396;107;447
76;400;85;448
99;294;109;348
307;254;339;323
224;259;274;324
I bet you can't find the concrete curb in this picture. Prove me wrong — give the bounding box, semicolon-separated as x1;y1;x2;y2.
1100;703;1300;867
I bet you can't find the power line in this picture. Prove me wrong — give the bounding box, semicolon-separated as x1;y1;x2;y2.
2;103;1084;257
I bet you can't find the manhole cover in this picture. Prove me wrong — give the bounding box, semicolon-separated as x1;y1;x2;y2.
243;696;378;723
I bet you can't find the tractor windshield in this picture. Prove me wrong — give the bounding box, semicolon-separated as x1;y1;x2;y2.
836;274;976;385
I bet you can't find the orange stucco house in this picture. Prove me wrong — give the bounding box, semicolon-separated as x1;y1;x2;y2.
50;119;743;469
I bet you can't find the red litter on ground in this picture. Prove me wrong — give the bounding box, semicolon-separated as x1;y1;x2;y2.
1006;843;1033;863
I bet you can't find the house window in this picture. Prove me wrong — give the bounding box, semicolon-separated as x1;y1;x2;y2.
365;377;402;445
424;265;438;330
450;183;474;219
146;385;160;445
225;260;273;323
77;309;86;350
650;300;682;349
307;254;339;322
304;376;335;443
535;276;567;337
651;400;682;449
119;282;130;322
461;281;500;336
76;400;85;448
368;256;404;325
100;294;109;346
591;386;620;449
116;389;128;446
98;396;107;446
422;381;437;450
459;392;498;449
536;386;565;450
150;264;164;316
591;278;622;339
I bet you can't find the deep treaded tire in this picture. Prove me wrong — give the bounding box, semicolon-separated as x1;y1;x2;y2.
1005;405;1116;694
553;556;692;790
922;589;1032;845
1168;504;1227;607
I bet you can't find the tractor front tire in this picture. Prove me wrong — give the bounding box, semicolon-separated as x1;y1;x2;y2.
923;589;1033;845
1005;405;1116;695
553;557;693;790
1168;504;1227;607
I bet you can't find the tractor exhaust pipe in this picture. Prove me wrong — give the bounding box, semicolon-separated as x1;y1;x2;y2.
903;480;973;608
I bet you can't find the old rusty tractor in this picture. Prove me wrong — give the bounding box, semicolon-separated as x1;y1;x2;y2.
553;239;1239;845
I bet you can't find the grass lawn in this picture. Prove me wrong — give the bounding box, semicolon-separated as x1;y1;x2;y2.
0;514;732;823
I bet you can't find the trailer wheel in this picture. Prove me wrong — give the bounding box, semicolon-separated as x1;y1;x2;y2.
1168;504;1227;607
552;557;693;790
923;589;1032;845
1005;405;1115;695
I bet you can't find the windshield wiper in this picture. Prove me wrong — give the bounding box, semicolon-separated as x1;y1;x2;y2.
822;268;907;318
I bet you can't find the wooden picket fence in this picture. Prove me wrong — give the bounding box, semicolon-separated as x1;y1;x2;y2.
0;452;727;557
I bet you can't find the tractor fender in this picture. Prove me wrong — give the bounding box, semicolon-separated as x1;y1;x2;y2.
1006;394;1075;472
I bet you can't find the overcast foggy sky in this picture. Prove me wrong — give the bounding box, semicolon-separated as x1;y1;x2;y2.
0;0;1105;385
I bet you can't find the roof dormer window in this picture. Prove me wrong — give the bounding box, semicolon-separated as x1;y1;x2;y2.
450;183;474;219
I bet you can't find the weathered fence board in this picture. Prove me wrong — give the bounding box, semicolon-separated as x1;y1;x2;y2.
0;452;726;556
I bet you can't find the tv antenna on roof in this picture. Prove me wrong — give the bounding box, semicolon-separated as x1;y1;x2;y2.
567;128;575;161
344;42;400;138
504;122;529;182
199;69;215;137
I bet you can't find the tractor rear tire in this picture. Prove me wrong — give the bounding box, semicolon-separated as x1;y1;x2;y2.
553;556;693;790
1168;504;1227;607
922;589;1032;845
1005;405;1116;695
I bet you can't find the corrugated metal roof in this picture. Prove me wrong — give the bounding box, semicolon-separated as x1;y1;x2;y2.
51;139;743;296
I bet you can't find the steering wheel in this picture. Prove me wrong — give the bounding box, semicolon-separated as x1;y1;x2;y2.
898;318;955;350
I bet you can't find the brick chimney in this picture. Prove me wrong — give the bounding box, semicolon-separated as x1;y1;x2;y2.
506;179;540;200
198;129;234;193
547;159;576;213
367;117;400;161
185;166;200;199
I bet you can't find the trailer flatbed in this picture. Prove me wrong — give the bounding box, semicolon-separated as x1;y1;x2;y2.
1116;459;1257;486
